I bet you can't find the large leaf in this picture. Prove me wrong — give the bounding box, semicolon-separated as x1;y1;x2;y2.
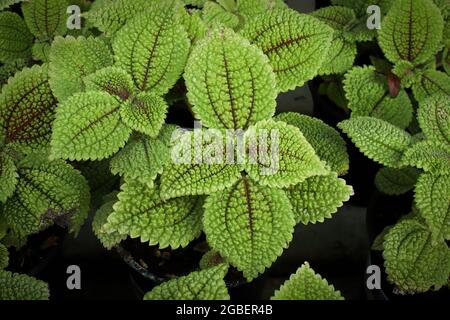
375;167;420;195
92;199;126;250
0;12;33;63
412;70;450;103
22;0;68;40
0;270;49;300
0;151;18;203
185;28;277;130
241;8;333;92
417;94;450;144
203;176;295;281
402;140;450;174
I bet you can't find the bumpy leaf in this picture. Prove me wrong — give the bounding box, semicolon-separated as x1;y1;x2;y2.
285;173;353;225
275;113;349;175
271;262;344;300
49;36;114;102
236;0;287;21
378;0;444;66
0;151;18;203
202;1;240;29
0;59;26;86
144;264;230;300
415;173;450;241
383;218;450;293
84;66;134;100
22;0;68;40
241;8;333;92
331;0;393;16
32;42;51;62
343;66;413;129
0;270;49;300
0;12;33;63
375;167;420;195
203;176;295;280
412;70;450;103
185;28;277;130
51;91;132;161
199;250;225;270
92;200;126;249
113;6;190;95
105;180;203;249
179;8;207;43
0;243;8;269
417;94;450;145
402;140;450;174
0;65;57;151
0;0;25;10
244;120;328;188
338;117;414;168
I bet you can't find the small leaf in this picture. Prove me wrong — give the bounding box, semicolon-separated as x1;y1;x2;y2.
0;243;8;269
32;42;51;62
0;151;18;203
402;140;450;174
0;12;33;63
375;167;420;195
199;250;225;270
22;0;68;40
417;94;450;145
92;200;126;250
84;66;134;100
0;270;49;300
202;1;240;29
412;70;450;103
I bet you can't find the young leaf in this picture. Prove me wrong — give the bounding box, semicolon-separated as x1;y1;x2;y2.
185;28;277;130
338;117;414;168
244;120;328;188
84;66;134;100
271;262;344;300
241;8;333;92
179;8;207;44
201;1;240;29
105;180;203;249
412;70;450;103
0;270;49;300
51;91;132;161
378;0;444;66
203;176;295;281
0;243;8;269
32;42;51;62
0;12;33;63
144;264;230;300
417;94;450;145
285;173;353;225
0;59;26;86
199;250;225;270
0;151;18;203
92;200;126;250
22;0;68;40
375;167;420;195
402;140;450;174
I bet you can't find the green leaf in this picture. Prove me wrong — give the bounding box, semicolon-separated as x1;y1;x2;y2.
83;66;134;100
378;0;444;66
244;120;328;188
0;270;49;300
331;0;392;16
275;113;349;175
0;243;8;269
105;180;204;249
0;12;33;63
185;28;277;130
311;6;356;30
415;173;450;241
271;262;344;300
179;8;207;44
338;117;414;168
417;95;450;145
0;59;26;86
0;65;57;152
0;0;25;10
51;91;132;161
144;264;230;300
199;250;225;270
0;151;18;203
343;66;413;129
49;36;114;102
202;1;240;29
236;0;287;21
402;140;450;174
203;176;295;281
319;36;356;76
32;42;51;62
383;218;450;293
241;8;333;92
412;70;450;103
92;200;126;250
285;173;353;225
375;167;420;195
22;0;68;40
113;5;190;95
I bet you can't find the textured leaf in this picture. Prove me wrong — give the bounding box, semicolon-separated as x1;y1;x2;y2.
144;264;230;300
236;0;287;21
383;218;450;293
32;42;51;62
22;0;68;40
0;0;25;10
375;167;420;195
105;180;203;249
199;250;225;270
0;270;49;300
185;28;277;130
338;117;414;168
244;120;328;188
84;66;134;100
51;91;132;161
378;0;444;66
203;176;295;281
311;6;356;30
179;8;207;43
319;36;356;75
92;200;126;249
0;12;33;63
241;8;333;92
202;1;240;29
0;65;57;151
0;59;26;86
343;66;413;129
412;70;450;103
285;173;353;225
331;0;393;16
415;173;450;241
0;151;18;203
49;36;113;102
113;5;190;95
271;262;344;300
402;140;450;174
275;113;349;175
0;243;8;269
417;94;450;144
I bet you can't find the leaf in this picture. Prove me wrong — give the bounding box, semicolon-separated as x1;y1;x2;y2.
0;151;18;203
241;8;333;92
105;180;204;249
203;176;295;281
383;218;450;293
375;167;420;195
275;113;349;175
0;59;26;86
417;94;450;145
402;140;450;174
185;28;277;130
415;173;450;241
0;0;26;10
49;36;113;102
199;250;225;270
0;270;49;300
236;0;287;21
0;12;33;63
319;36;357;76
0;243;8;269
312;6;356;30
144;264;230;300
378;0;444;66
32;42;51;62
201;1;240;29
338;116;414;168
179;8;207;43
22;0;68;40
92;200;126;250
113;5;190;95
83;66;134;100
285;173;353;225
0;65;57;152
244;120;328;188
271;262;344;300
343;66;413;129
412;70;450;103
